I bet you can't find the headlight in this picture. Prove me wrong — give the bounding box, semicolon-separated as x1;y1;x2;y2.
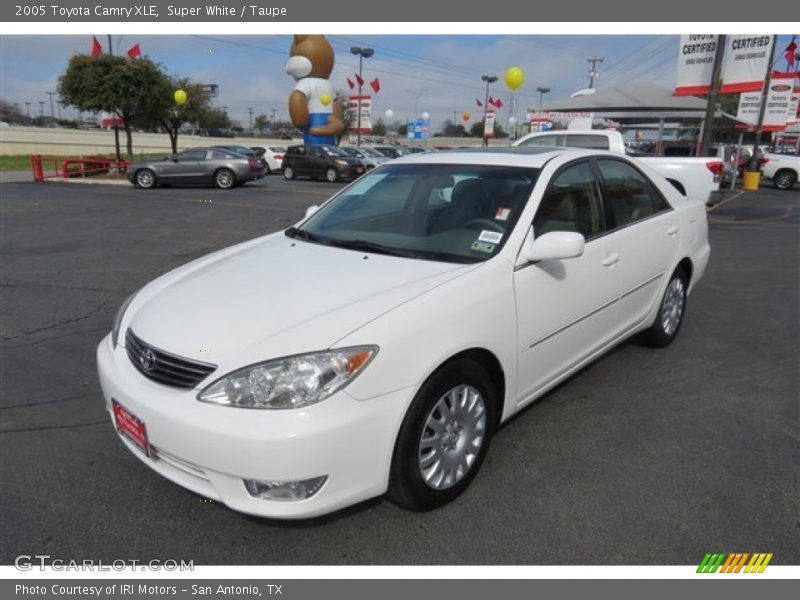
334;159;348;167
197;346;378;409
111;291;138;348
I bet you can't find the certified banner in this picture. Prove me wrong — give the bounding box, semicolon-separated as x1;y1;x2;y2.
483;110;496;138
736;72;795;131
720;35;774;94
347;95;372;134
674;34;718;96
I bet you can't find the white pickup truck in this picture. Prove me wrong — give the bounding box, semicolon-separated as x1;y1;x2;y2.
761;153;799;190
514;130;723;204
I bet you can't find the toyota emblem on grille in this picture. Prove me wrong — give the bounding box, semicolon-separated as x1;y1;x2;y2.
140;348;156;371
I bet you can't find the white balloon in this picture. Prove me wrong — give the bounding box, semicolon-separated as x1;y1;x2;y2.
422;112;430;120
508;116;517;125
385;109;394;119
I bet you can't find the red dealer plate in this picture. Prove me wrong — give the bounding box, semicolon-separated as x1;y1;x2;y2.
112;399;150;456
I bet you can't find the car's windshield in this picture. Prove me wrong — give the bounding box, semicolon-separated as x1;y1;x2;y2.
339;147;359;157
359;148;383;158
289;164;538;263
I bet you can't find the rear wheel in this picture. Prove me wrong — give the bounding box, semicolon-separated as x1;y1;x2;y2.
643;267;687;347
134;168;156;189
773;169;797;190
325;167;339;183
387;358;496;511
283;166;295;180
214;168;236;189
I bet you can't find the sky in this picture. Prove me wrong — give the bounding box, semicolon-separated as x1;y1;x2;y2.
0;34;796;128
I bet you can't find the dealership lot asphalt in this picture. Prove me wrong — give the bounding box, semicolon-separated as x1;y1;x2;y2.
1;177;798;565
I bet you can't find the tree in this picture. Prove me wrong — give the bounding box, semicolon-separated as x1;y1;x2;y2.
254;113;270;131
372;118;386;136
59;54;167;158
148;78;215;153
0;100;27;124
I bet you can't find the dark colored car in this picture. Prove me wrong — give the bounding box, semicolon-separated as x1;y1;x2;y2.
282;145;366;182
127;148;266;189
211;145;269;171
198;128;236;138
371;145;408;159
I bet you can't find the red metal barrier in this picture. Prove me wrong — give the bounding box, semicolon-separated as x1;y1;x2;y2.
30;155;131;182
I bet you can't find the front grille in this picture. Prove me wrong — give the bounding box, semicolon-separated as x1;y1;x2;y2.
125;329;216;389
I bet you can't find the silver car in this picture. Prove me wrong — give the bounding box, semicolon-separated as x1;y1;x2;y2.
128;148;267;190
339;146;390;169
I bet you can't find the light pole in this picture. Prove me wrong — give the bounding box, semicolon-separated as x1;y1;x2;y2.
46;91;56;120
481;75;498;147
536;86;550;107
25;102;31;120
248;107;254;132
350;46;374;147
38;101;44;118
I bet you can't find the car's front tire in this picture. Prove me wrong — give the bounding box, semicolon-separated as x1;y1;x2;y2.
134;168;157;189
325;167;339;183
283;166;295;180
773;169;797;190
387;358;496;511
214;168;237;189
643;267;687;347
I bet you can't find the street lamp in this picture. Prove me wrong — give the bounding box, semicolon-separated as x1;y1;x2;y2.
536;86;551;107
248;107;254;132
350;46;374;147
481;75;498;147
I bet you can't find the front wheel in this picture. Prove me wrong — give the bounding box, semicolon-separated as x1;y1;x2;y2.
134;168;156;189
387;358;496;511
283;166;295;180
325;167;339;183
773;169;797;190
214;168;236;189
643;268;687;347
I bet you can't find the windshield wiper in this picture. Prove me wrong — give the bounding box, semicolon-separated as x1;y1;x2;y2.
285;226;322;242
324;238;420;259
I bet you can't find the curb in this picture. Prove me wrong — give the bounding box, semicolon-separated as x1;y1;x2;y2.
45;177;132;186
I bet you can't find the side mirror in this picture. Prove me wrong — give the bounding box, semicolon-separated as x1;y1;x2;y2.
305;205;320;218
524;230;585;262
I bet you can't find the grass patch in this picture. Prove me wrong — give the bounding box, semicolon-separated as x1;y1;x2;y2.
0;155;34;171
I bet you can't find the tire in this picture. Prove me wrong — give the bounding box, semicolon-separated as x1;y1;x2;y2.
214;168;236;189
643;267;688;348
134;168;156;189
283;166;295;180
773;169;797;190
387;358;497;511
325;167;339;183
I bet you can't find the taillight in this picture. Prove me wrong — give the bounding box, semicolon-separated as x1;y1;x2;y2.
248;158;259;169
760;157;770;164
705;161;724;176
274;154;283;160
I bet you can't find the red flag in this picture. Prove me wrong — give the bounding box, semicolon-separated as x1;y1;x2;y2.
91;36;103;57
369;77;380;93
355;73;364;87
494;98;504;109
475;98;483;107
346;77;355;90
127;43;141;59
488;97;496;107
785;39;798;69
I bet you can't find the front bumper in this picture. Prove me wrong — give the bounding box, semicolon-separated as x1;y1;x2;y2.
97;334;412;519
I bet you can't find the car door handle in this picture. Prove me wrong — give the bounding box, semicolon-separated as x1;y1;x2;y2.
666;225;679;237
602;253;619;267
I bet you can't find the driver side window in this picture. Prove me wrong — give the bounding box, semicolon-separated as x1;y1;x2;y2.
533;162;606;239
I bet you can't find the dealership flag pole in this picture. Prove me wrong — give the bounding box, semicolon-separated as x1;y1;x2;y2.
749;35;779;169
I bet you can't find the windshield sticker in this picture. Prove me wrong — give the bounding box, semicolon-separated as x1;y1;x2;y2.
478;230;503;244
495;207;511;221
471;241;495;253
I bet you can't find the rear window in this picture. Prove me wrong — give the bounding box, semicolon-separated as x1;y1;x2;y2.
564;134;610;150
287;146;305;155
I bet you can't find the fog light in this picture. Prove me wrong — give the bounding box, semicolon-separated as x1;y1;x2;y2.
243;476;328;501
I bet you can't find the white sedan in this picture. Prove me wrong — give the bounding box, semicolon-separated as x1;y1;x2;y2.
97;147;710;519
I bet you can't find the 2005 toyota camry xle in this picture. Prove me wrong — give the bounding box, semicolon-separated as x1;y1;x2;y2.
97;147;710;518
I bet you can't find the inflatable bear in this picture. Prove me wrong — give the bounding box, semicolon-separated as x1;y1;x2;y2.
285;35;344;145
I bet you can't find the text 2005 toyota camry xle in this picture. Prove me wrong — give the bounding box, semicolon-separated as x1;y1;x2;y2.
98;147;710;518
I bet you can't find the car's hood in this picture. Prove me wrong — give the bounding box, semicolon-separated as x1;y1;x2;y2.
126;233;473;369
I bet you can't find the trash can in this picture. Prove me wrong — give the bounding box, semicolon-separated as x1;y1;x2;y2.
742;171;761;191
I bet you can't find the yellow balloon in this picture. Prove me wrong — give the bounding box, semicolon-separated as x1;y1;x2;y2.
320;93;331;106
174;89;188;105
504;67;525;91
